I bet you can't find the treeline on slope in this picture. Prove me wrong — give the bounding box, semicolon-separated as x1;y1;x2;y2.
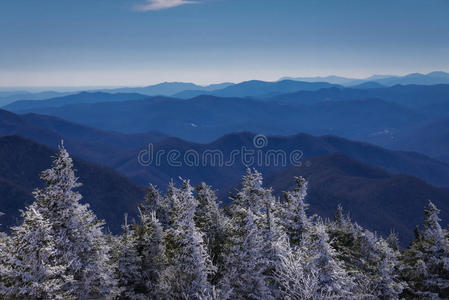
1;146;449;299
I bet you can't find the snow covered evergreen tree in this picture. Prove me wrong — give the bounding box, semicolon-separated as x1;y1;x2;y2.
305;222;355;298
160;179;215;299
327;205;404;298
373;238;405;299
139;184;169;229
221;206;274;300
274;246;330;300
278;176;312;247
114;214;144;299
0;230;10;295
262;201;291;297
195;182;229;283
17;143;117;298
401;201;449;299
230;168;273;220
136;210;167;297
1;205;73;299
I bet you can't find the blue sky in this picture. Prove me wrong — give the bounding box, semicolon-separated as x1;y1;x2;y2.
0;0;448;87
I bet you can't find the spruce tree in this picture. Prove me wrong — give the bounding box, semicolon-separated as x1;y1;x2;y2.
278;176;312;246
140;184;169;229
231;168;273;219
2;205;73;299
161;179;215;299
0;231;10;295
221;207;274;300
305;222;355;298
274;246;326;300
114;214;144;299
28;143;117;298
401;201;449;298
195;182;229;283
137;210;166;297
263;201;291;297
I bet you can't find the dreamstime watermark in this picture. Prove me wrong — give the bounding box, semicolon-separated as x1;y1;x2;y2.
137;134;307;168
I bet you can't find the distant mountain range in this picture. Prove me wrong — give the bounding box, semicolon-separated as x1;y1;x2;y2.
2;70;448;107
3;92;147;111
4;83;449;162
281;71;449;87
172;80;340;99
0;135;145;233
3;92;424;144
0;91;74;107
99;82;234;96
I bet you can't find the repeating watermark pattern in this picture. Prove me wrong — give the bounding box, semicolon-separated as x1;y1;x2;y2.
137;134;306;168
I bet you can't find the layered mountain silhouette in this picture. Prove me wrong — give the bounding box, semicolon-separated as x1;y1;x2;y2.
4;93;425;145
3;83;449;168
0;90;74;107
173;80;340;99
271;84;449;111
264;153;449;243
100;82;234;96
0;109;168;164
282;71;449;87
109;132;449;189
3;92;147;111
381;117;449;163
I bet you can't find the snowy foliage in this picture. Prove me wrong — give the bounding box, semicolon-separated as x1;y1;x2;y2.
2;146;449;299
1;143;117;299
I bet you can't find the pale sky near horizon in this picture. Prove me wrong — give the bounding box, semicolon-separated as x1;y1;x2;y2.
1;0;448;87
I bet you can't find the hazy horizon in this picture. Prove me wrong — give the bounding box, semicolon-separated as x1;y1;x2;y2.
1;0;448;87
1;70;449;92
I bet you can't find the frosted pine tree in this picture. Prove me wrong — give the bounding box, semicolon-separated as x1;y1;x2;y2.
1;205;73;299
139;184;169;228
386;231;400;251
136;210;167;297
274;246;329;300
195;182;229;283
305;222;355;298
279;176;312;246
401;201;449;298
30;143;117;298
114;214;144;299
263;201;291;297
373;238;404;299
160;179;215;299
327;205;404;298
231;168;273;219
221;206;274;300
0;232;10;295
